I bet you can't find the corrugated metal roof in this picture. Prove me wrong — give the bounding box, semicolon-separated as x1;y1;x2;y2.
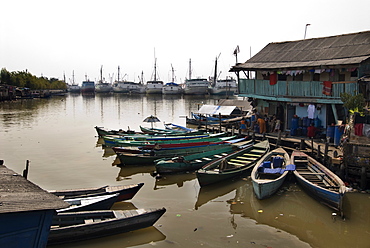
231;31;370;71
197;105;237;115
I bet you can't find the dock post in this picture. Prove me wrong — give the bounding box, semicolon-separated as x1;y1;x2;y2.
311;138;314;155
317;145;321;161
324;142;329;166
232;126;235;136
252;131;255;142
300;139;305;150
277;130;282;147
23;160;30;179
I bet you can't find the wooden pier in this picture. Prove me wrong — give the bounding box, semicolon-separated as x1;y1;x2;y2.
0;160;69;247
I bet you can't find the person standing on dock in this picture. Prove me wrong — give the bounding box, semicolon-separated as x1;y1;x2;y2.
240;118;247;133
257;116;266;134
307;123;316;138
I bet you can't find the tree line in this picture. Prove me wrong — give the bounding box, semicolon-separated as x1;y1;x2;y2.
0;68;67;90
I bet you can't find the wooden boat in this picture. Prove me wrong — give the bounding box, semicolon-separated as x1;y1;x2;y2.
155;140;252;174
103;133;228;148
116;142;236;166
291;150;346;213
196;140;270;187
251;147;295;200
95;126;138;137
140;125;203;135
57;193;120;213
48;183;144;202
48;208;166;245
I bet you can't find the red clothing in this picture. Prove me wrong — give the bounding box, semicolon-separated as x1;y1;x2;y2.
307;126;316;138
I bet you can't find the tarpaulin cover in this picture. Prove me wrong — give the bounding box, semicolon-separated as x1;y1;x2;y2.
196;105;237;115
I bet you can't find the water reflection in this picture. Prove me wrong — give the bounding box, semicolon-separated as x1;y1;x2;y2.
116;165;155;180
227;179;370;248
195;179;247;210
153;173;196;190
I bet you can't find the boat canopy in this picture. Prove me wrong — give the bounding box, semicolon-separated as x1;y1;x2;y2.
196;105;238;116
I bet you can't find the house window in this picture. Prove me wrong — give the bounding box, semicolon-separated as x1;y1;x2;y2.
293;73;303;81
338;74;345;81
350;69;358;77
313;73;320;81
278;74;287;81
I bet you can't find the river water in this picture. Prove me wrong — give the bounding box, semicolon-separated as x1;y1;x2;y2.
0;93;369;248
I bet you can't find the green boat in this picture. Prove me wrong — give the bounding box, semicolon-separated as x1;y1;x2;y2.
196;140;270;187
155;140;253;174
115;142;237;166
103;133;228;148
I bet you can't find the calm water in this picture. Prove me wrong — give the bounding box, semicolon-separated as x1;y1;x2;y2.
0;93;369;248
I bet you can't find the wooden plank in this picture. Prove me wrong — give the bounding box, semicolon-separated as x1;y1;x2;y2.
236;156;255;160
227;161;244;167
242;153;260;157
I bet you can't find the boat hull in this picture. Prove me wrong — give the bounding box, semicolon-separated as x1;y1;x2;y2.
291;151;345;212
49;183;144;202
251;148;293;200
196;140;270;187
48;208;166;245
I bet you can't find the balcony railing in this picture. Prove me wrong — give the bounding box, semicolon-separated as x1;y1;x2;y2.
238;79;358;101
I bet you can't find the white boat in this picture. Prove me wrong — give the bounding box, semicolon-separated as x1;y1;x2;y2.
146;58;163;94
162;65;183;95
183;78;209;95
209;56;237;95
95;82;113;93
95;66;112;93
68;71;81;93
162;82;183;94
251;148;295;200
183;59;209;95
209;78;238;95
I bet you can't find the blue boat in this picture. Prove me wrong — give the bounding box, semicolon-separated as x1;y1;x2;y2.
291;151;346;214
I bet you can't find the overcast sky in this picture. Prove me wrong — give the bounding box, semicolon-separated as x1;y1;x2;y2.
1;0;369;85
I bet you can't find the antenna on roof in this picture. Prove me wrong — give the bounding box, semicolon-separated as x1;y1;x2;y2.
304;24;311;39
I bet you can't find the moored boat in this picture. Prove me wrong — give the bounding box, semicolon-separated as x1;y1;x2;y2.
115;141;237;166
291;150;346;213
251;148;295;200
57;193;120;213
81;80;95;94
48;183;144;202
48;208;166;245
209;78;238;95
196;140;270;187
155;139;251;174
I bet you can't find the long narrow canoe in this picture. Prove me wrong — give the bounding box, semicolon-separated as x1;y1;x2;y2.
291;150;346;213
48;208;166;245
140;125;204;135
116;142;236;166
103;133;228;148
95;126;139;137
155;140;252;174
196;140;270;187
48;183;144;202
251;148;295;200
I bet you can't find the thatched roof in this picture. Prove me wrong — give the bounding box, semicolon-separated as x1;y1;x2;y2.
230;31;370;71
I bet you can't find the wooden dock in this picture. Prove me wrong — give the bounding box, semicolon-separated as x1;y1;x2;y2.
0;161;69;247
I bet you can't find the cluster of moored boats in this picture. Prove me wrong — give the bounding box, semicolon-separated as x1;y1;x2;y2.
96;122;347;216
46;182;165;245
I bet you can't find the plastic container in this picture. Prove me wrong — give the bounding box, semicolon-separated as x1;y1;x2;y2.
314;117;321;127
273;156;284;168
291;117;299;130
327;125;335;140
290;128;297;136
